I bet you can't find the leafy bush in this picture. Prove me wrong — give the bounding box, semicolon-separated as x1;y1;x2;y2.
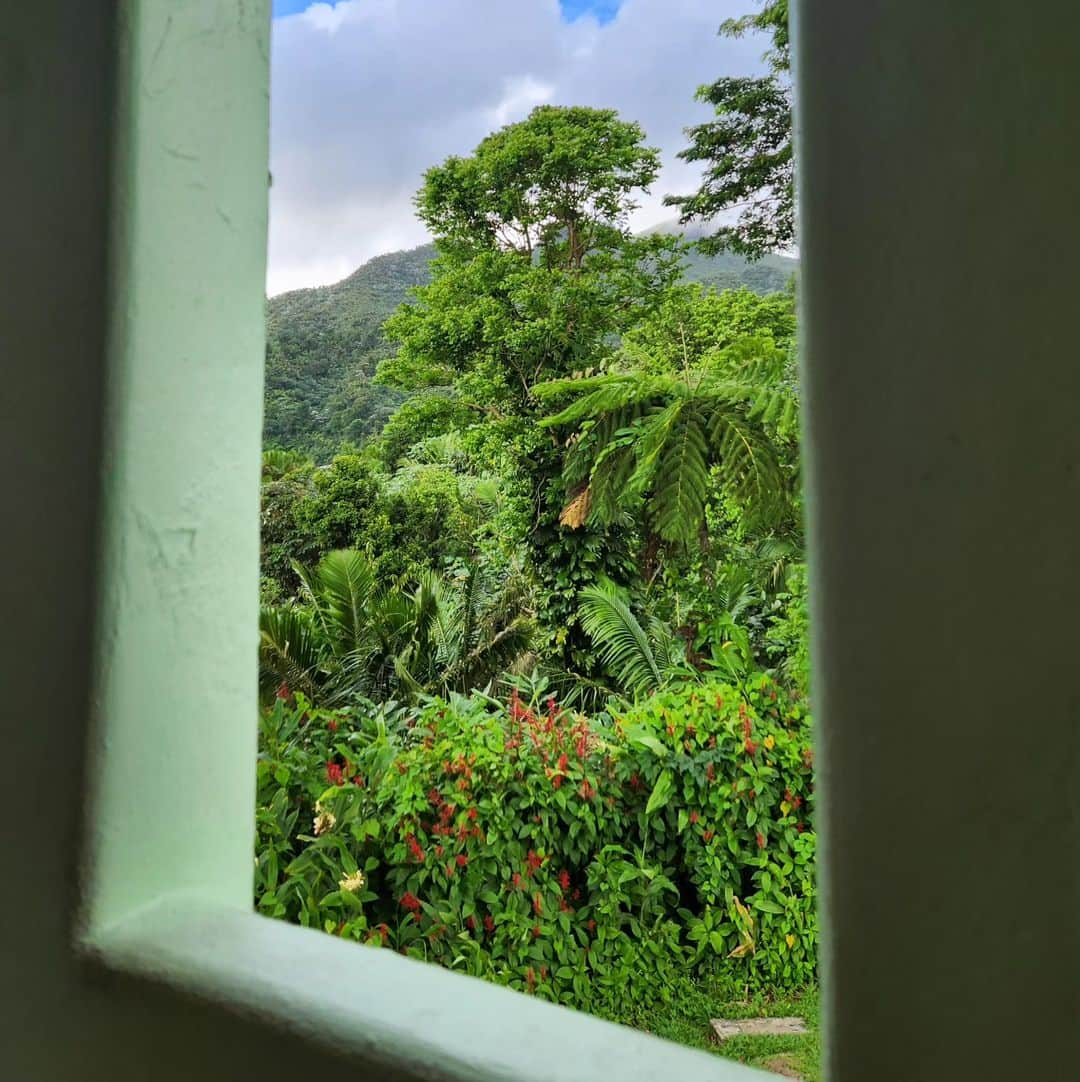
256;676;816;1012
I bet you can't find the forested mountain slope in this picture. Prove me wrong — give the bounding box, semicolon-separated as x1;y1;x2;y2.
263;233;796;457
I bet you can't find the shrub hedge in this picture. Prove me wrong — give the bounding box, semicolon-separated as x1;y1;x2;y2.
255;677;815;1012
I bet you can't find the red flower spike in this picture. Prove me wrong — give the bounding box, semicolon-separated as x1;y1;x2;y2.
325;762;345;786
689;811;700;825
531;925;541;939
558;869;571;892
327;719;339;733
756;831;766;850
456;853;468;868
275;681;291;701
533;894;543;916
400;892;421;913
483;915;495;933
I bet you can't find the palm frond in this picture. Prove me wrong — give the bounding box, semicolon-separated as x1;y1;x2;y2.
578;582;666;697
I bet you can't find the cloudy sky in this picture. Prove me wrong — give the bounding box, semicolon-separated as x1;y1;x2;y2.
268;0;766;295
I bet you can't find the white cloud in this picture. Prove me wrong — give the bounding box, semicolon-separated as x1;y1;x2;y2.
267;0;765;295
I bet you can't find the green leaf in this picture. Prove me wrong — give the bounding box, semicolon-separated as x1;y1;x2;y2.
645;768;675;817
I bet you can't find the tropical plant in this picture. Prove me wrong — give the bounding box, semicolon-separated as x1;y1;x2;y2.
537;359;790;555
258;549;534;705
577;581;682;698
255;678;817;1011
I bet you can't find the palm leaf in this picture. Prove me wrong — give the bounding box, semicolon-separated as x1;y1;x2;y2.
578;582;665;697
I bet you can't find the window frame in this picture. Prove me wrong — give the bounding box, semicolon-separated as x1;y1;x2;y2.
80;4;769;1078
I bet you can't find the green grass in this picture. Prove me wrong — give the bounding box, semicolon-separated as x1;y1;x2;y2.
615;979;821;1080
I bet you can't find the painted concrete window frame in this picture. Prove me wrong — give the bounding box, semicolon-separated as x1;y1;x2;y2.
81;4;765;1077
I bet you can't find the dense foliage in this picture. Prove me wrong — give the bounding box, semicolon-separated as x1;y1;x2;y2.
257;51;813;1040
257;677;814;1013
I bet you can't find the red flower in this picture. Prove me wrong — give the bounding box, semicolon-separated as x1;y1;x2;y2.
526;967;536;989
327;719;339;733
456;853;468;868
796;821;807;834
689;811;700;825
706;763;716;783
742;714;752;740
559;898;571;912
579;779;595;800
400;892;421;913
325;762;345;786
572;888;581;901
428;787;443;806
511;872;522;890
744;738;759;756
406;834;426;863
557;753;569;772
352;774;364;787
533;894;543;916
275;681;291;701
540;965;548;982
465;915;476;931
531;924;541;939
526;850;544;873
435;845;444;857
587;919;597;933
558;869;571;892
702;830;714;842
467;807;477;821
552;775;562;789
756;831;766;850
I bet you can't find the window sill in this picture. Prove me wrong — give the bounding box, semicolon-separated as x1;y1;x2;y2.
84;899;763;1081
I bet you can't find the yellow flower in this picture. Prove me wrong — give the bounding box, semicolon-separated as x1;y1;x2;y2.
785;934;797;949
313;800;336;836
764;734;776;750
339;870;365;893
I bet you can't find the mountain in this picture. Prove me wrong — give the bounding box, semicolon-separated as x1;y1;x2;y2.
264;244;434;457
263;234;797;458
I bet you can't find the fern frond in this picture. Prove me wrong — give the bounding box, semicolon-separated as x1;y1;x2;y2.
647;406;711;546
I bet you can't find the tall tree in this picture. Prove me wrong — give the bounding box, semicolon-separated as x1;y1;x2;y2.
383;106;683;670
664;1;794;259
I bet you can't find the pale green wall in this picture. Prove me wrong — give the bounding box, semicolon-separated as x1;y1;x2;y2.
795;2;1080;1079
0;4;755;1079
8;1;1079;1079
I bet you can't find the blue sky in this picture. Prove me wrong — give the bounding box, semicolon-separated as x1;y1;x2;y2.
273;0;622;23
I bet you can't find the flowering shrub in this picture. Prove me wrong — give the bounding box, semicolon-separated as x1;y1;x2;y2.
255;677;816;1011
